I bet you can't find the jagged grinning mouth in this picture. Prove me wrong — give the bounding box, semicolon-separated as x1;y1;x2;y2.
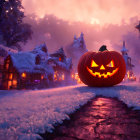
87;67;119;78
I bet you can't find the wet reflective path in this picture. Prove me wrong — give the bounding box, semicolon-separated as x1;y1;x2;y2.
41;97;140;140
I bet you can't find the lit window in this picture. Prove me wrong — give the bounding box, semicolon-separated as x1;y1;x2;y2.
59;57;62;61
41;75;44;80
6;63;9;69
62;74;65;80
54;71;58;81
9;73;13;80
12;80;17;86
8;81;12;89
21;72;26;78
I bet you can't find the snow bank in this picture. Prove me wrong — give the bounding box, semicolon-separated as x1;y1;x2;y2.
75;82;140;110
0;85;94;140
0;82;140;140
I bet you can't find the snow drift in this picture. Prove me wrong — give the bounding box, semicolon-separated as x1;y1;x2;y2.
0;82;140;140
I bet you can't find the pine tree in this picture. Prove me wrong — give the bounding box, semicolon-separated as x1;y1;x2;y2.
0;0;32;50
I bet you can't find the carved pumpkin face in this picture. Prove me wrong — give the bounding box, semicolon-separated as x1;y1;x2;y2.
78;50;126;87
87;59;119;78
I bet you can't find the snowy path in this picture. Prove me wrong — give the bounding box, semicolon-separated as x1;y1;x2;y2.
43;97;140;140
0;82;140;140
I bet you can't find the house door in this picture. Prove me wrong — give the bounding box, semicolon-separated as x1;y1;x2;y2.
7;73;17;89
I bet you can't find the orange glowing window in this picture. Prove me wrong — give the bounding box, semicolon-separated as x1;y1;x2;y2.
6;63;9;69
9;73;13;80
8;81;12;89
54;71;58;81
41;75;44;80
71;74;74;79
12;80;17;86
62;74;65;80
54;74;56;78
21;72;26;78
59;57;62;61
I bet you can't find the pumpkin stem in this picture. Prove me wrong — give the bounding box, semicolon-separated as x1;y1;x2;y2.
99;45;108;52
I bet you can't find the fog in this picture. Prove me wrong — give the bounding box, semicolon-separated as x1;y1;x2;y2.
23;14;140;76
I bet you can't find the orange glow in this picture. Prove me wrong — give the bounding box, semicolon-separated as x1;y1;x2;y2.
127;71;130;78
75;73;82;84
100;65;105;70
54;71;65;81
41;75;44;79
127;71;136;81
87;67;119;78
54;71;57;81
62;74;65;80
59;57;62;61
8;81;12;89
6;63;9;69
21;72;26;78
71;74;74;79
91;60;98;67
72;73;82;84
12;80;17;86
9;73;13;80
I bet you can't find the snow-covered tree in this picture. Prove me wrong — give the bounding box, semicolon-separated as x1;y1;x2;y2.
0;0;32;50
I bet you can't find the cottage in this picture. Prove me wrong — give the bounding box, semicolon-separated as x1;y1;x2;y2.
2;44;73;89
2;44;54;89
48;48;72;84
0;45;17;87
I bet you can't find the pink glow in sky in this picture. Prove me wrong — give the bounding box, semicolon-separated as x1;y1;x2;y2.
22;0;140;26
22;0;140;76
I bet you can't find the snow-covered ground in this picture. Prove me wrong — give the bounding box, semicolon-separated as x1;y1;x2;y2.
0;82;140;140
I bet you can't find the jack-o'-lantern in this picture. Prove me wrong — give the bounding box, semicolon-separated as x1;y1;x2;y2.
78;45;126;87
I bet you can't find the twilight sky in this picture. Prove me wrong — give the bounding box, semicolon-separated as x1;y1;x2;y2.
22;0;140;75
22;0;140;25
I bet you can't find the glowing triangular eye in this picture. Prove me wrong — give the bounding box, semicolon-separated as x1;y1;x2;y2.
107;60;114;67
91;60;99;67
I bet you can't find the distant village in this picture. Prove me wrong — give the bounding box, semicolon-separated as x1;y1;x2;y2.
0;33;136;90
0;33;87;89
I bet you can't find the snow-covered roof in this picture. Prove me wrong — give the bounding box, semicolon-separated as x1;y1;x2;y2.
48;48;72;71
6;44;72;76
50;48;66;59
9;45;53;75
48;56;72;71
10;52;50;74
31;43;48;62
31;43;48;55
10;52;36;73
